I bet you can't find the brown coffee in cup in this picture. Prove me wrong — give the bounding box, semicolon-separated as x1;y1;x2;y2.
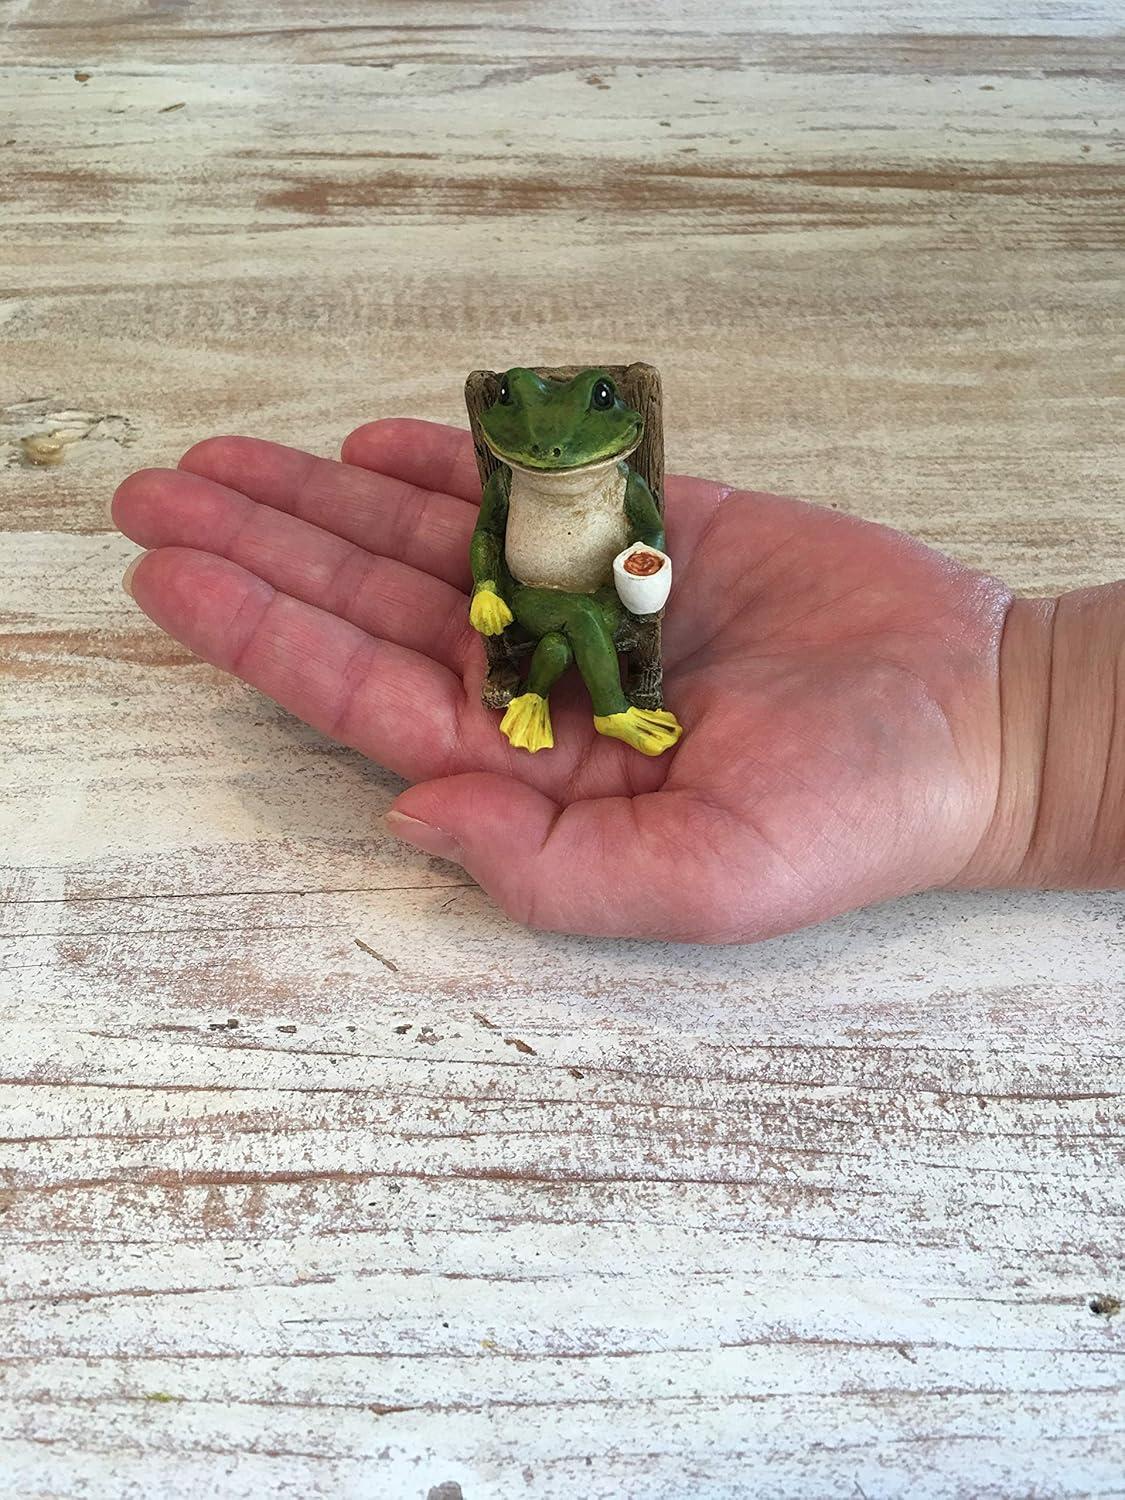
623;550;664;577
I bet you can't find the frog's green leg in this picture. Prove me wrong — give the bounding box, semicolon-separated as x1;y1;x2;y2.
499;632;571;754
512;588;629;718
525;630;573;699
507;590;681;753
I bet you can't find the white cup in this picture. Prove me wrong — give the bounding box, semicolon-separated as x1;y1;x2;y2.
613;543;672;615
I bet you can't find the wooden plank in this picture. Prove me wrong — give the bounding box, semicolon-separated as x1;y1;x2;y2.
4;2;1124;66
2;2;1123;1496
2;47;1122;591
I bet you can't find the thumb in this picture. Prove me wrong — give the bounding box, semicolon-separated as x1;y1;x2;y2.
384;772;743;939
385;772;560;928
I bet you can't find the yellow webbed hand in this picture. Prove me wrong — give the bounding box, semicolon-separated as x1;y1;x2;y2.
470;586;514;636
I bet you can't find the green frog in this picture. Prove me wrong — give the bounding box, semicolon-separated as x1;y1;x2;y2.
469;366;683;755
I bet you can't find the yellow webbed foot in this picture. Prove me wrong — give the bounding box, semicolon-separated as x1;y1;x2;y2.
470;585;514;636
593;706;683;757
500;692;554;753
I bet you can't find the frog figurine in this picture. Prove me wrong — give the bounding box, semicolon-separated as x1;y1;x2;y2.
467;365;683;756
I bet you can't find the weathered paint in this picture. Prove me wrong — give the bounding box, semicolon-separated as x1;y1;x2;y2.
1;3;1123;1496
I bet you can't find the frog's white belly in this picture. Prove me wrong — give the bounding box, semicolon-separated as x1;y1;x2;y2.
505;460;630;594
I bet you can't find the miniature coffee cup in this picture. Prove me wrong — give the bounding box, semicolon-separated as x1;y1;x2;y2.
613;542;672;615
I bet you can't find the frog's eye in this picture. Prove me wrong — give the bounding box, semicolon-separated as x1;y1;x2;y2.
497;376;512;405
591;378;615;411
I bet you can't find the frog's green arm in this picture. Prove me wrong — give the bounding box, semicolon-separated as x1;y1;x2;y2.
624;467;666;552
469;465;511;594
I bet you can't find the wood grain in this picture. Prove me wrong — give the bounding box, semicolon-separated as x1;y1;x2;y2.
2;3;1123;1497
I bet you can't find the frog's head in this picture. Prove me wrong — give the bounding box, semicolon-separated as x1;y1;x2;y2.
479;367;643;472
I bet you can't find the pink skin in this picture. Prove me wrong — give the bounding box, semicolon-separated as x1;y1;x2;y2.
111;420;1010;943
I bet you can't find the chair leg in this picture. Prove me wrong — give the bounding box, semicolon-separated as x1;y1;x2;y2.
481;634;522;709
624;615;665;710
625;656;664;710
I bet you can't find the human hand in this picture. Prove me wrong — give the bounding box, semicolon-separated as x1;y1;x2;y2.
112;420;1017;942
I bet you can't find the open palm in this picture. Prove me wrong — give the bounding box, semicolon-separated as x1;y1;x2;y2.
112;419;1010;942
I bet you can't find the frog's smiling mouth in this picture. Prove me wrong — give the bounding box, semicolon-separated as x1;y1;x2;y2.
482;431;641;474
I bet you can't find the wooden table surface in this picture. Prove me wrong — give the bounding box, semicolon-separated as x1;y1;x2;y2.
2;4;1123;1497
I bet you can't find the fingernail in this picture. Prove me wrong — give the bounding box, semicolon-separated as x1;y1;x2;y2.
104;492;118;526
384;810;463;864
122;552;147;598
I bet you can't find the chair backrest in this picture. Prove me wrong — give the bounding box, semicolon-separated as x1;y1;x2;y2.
463;363;664;513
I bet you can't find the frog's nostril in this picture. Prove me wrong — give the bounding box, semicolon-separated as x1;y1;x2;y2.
552;446;561;457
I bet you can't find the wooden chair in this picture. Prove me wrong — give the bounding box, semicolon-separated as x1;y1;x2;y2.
463;362;666;711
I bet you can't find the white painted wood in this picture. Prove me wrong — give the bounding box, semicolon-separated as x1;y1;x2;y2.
2;3;1123;1496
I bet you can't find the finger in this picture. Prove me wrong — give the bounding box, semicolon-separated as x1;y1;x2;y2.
341;418;483;505
178;436;474;587
113;468;474;672
125;547;466;781
341;417;735;567
385;772;756;941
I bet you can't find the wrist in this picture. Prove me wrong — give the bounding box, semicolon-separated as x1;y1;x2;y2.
959;584;1125;889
